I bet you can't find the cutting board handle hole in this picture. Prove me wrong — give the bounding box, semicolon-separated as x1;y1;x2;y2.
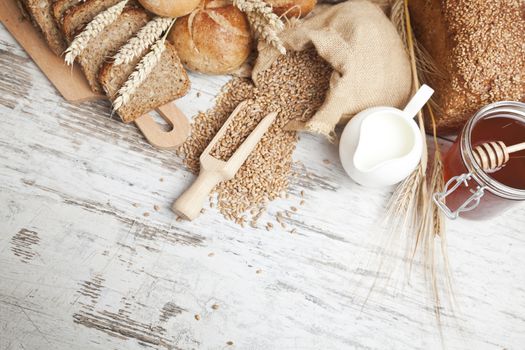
149;110;172;132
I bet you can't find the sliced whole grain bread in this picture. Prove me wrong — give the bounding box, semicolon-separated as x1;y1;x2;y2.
99;42;190;123
98;52;144;100
52;0;83;27
19;0;67;55
61;0;124;42
74;7;149;92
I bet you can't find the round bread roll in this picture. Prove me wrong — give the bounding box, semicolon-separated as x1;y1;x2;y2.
266;0;316;18
168;1;252;75
138;0;201;17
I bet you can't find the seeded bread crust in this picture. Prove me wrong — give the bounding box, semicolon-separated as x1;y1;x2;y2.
61;0;124;41
73;7;150;93
19;0;67;55
99;42;190;123
409;0;525;134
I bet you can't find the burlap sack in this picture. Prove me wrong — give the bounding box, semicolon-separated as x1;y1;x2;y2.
252;0;412;139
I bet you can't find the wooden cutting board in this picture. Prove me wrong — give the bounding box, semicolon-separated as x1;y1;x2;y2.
0;0;99;102
0;0;189;149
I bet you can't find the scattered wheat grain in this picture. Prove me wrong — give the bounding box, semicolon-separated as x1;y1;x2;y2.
180;49;332;225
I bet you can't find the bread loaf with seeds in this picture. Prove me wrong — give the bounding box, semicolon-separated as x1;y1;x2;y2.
409;0;525;134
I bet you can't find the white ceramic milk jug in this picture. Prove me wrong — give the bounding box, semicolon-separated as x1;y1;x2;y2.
339;85;434;187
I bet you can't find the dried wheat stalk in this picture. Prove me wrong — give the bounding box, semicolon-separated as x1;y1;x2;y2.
64;0;128;65
113;16;174;66
113;39;166;111
233;0;286;54
378;0;451;333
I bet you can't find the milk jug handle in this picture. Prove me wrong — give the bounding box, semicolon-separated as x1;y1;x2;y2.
403;84;434;119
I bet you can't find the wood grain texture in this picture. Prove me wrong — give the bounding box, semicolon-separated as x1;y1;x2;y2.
1;24;525;350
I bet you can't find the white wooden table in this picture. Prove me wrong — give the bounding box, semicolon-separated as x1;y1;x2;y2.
1;25;525;350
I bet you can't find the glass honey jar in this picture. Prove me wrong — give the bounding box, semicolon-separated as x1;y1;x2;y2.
434;101;525;220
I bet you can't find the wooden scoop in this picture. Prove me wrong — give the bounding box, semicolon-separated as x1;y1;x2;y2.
173;101;278;221
473;141;525;172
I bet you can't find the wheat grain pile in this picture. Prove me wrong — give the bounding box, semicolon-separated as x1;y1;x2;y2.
180;48;332;225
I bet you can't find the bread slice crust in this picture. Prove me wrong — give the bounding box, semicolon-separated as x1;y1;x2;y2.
61;0;124;41
19;0;67;55
52;0;83;29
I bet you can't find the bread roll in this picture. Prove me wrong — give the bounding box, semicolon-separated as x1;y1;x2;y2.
265;0;316;18
168;2;252;75
138;0;201;17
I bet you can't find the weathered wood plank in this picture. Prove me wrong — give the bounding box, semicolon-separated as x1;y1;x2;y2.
1;24;525;350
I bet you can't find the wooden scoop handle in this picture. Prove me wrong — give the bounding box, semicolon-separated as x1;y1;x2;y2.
172;107;278;221
172;170;224;220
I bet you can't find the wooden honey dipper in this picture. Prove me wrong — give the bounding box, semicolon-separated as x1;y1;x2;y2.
473;141;525;172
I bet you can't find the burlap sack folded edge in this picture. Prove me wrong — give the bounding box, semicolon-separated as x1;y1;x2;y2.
252;0;412;141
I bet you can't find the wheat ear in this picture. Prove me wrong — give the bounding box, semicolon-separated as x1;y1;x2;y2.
113;39;166;111
233;0;286;55
113;16;174;66
64;0;128;65
380;0;452;337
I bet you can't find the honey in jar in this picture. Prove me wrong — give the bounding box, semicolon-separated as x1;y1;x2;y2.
435;102;525;220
